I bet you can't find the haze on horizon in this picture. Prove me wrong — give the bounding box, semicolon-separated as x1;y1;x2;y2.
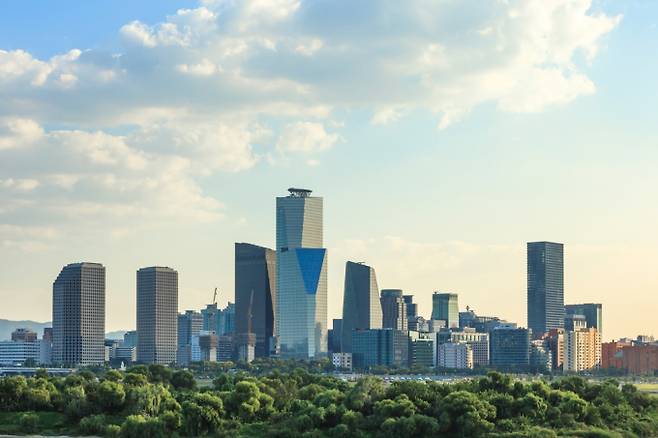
1;0;657;341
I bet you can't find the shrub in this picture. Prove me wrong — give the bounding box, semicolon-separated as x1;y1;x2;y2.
80;414;107;435
19;412;39;433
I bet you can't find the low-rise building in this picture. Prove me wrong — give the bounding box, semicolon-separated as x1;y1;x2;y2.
0;341;41;366
352;329;409;370
332;352;352;371
490;326;531;369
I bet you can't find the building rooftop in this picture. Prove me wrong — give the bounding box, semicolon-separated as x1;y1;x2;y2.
287;187;313;197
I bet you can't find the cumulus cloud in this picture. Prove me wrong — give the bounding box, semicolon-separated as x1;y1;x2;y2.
276;122;338;154
0;0;622;248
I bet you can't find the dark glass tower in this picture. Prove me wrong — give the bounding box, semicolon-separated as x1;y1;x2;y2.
341;261;382;353
527;242;564;338
235;243;277;358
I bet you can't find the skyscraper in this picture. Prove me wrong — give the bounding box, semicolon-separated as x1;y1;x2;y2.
431;292;459;328
52;262;105;366
341;261;383;353
565;303;603;336
235;243;277;358
380;289;407;331
527;241;564;338
177;310;202;366
276;188;327;358
136;266;178;365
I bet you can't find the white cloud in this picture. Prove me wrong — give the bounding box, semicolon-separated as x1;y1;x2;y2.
276;122;338;154
0;0;622;247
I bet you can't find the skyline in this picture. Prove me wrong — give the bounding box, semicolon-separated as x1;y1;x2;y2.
2;0;658;340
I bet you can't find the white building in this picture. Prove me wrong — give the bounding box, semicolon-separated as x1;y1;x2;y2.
437;342;473;369
0;341;41;366
332;352;352;371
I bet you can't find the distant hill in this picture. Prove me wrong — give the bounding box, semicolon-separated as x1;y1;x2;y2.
0;319;51;341
0;319;130;341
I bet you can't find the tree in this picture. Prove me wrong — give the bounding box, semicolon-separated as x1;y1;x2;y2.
97;380;126;412
0;376;28;410
171;370;196;390
19;412;39;434
437;390;496;436
182;393;223;436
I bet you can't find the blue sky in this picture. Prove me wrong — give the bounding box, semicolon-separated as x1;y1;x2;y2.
1;0;657;340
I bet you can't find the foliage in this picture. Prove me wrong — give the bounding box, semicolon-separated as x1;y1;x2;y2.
0;369;656;437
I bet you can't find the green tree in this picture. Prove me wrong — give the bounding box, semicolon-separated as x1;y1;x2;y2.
182;392;223;436
19;412;39;434
97;380;126;412
171;370;196;390
437;390;497;436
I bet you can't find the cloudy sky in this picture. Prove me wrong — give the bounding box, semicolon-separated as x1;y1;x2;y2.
1;0;656;340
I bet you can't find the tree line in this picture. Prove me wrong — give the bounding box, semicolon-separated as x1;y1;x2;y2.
0;363;657;437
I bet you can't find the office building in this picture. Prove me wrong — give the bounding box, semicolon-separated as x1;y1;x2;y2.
564;328;601;372
436;328;489;366
409;332;434;368
565;303;603;336
403;295;418;323
544;328;565;370
437;343;473;369
328;319;342;353
235;243;277;358
276;188;327;358
527;241;564;338
490;326;531;369
564;314;587;332
123;331;138;348
136;266;178;365
217;335;233;361
352;329;409;370
332;352;353;371
0;341;42;366
11;329;37;343
602;342;658;374
380;289;407;331
530;340;552;371
201;302;235;336
177;311;202;366
199;332;219;362
432;292;459;328
52;262;105;366
341;261;383;353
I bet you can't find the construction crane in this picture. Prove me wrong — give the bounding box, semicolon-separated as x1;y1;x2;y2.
212;287;218;305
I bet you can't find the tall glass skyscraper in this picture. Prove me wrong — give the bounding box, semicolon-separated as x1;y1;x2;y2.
431;292;459;328
276;188;327;358
341;261;383;353
380;289;407;331
235;242;277;358
52;262;105;366
527;241;564;338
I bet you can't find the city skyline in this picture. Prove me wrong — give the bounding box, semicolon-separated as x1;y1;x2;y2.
2;1;658;341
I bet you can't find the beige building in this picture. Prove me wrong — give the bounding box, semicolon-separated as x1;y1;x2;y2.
437;342;473;369
565;328;601;372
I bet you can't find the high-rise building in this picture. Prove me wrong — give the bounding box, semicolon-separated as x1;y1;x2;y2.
351;328;409;370
177;310;202;366
527;241;564;338
123;330;138;348
564;328;601;372
530;340;552;371
380;289;407;331
431;292;459;328
403;295;418;323
565;303;603;336
544;328;565;370
52;262;105;366
328;319;342;354
408;332;434;368
341;261;383;353
136;266;178;365
276;188;327;359
490;326;531;369
564;314;587;332
235;243;277;358
11;328;37;343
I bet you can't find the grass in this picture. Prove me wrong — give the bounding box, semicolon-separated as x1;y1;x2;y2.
0;411;73;435
635;383;658;392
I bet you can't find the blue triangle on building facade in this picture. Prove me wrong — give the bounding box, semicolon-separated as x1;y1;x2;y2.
295;248;326;294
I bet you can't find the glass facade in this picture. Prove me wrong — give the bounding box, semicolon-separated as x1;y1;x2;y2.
352;328;409;370
527;242;565;338
341;261;383;353
276;190;327;359
431;292;459;328
565;303;602;336
380;289;407;330
235;243;277;357
490;326;531;369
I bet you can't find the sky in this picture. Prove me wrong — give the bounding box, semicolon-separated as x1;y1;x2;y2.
1;0;657;341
